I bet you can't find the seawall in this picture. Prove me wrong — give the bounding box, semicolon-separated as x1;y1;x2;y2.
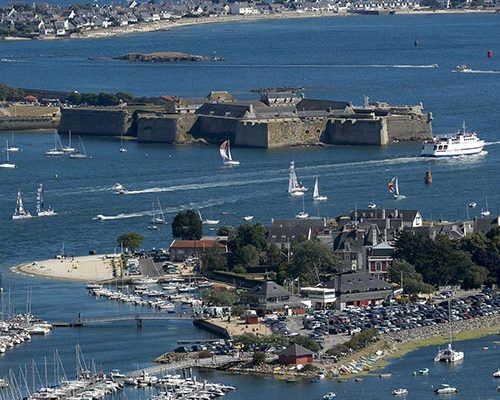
59;108;131;136
0;105;61;131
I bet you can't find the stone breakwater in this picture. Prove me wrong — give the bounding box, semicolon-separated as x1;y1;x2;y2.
386;313;500;344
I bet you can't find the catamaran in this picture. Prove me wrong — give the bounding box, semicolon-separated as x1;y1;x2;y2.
151;198;166;225
0;140;16;169
61;130;76;153
288;161;307;196
69;136;88;159
45;133;64;157
12;190;32;220
219;140;240;166
387;177;406;200
313;177;327;201
200;207;219;225
6;132;20;152
36;184;57;217
434;300;464;363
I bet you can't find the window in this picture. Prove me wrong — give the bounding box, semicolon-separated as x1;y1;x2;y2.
376;262;382;271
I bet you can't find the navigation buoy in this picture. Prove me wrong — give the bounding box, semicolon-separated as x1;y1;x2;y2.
487;49;494;58
425;168;432;184
414;38;419;47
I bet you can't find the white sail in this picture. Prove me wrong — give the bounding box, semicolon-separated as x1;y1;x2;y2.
395;177;400;196
13;190;32;219
36;184;43;214
219;141;229;161
313;178;319;198
288;161;307;195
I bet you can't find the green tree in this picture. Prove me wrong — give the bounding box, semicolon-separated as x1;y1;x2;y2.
388;260;434;294
291;335;321;352
172;210;202;240
233;244;259;269
67;92;82;105
115;92;134;103
201;247;227;273
117;232;144;252
289;240;336;285
252;351;267;365
217;226;230;236
265;243;283;268
202;287;238;306
97;92;119;106
229;223;268;252
461;264;489;289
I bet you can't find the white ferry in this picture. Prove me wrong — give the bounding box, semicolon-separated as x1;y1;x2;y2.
421;123;484;157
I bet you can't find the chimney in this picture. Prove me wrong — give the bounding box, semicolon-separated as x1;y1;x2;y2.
381;208;386;220
371;226;378;246
394;209;399;219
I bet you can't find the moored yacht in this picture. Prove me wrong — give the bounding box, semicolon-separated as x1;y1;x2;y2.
421;122;484;157
435;384;458;394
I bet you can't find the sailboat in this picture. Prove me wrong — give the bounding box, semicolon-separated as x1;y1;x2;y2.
313;177;327;201
288;161;307;196
434;300;464;363
69;136;88;159
296;196;309;219
119;134;127;153
387;177;406;200
219;140;240;166
0;140;16;169
200;207;219;225
151;198;166;225
480;197;490;217
36;184;57;217
61;131;76;153
45;133;64;157
6;132;20;152
12;190;32;220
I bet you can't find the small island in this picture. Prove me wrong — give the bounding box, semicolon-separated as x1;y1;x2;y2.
115;51;223;63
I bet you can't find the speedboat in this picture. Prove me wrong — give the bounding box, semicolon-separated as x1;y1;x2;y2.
454;64;472;73
393;388;408;396
421;122;484;157
419;367;429;375
493;369;500;378
368;202;377;209
468;202;477;208
435;384;458;394
112;183;125;191
296;211;309;219
322;392;336;400
242;215;254;221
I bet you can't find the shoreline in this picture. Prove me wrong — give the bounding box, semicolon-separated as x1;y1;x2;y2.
14;254;121;282
1;9;498;42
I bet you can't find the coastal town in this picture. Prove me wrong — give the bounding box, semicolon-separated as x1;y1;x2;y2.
0;0;494;40
0;2;499;400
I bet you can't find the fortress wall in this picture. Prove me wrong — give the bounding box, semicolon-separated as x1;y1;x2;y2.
233;120;269;148
385;115;433;141
190;116;239;143
0;116;59;130
268;118;327;148
136;114;196;143
59;108;131;136
324;118;387;145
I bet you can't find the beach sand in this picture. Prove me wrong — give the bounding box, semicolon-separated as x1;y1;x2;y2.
16;254;121;282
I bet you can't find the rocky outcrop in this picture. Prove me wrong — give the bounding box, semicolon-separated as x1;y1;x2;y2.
115;51;223;63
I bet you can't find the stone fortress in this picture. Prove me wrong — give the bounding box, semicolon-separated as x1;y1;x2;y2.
58;90;433;148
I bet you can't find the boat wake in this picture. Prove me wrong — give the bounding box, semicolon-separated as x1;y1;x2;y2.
93;211;150;220
214;64;439;69
485;140;500;146
454;69;500;74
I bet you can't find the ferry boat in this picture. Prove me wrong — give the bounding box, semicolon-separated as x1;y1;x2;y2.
421;123;484;157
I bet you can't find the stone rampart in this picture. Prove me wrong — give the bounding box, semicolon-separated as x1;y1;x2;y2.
324;117;387;145
59;108;131;136
0;116;59;130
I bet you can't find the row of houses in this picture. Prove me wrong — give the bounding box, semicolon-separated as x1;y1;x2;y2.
0;0;424;37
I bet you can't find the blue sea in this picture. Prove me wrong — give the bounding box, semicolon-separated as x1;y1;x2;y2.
0;13;499;400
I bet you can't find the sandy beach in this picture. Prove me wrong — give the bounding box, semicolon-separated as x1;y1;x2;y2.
15;254;121;282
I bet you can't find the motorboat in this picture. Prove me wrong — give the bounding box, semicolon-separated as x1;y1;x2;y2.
368;202;377;209
419;367;429;375
322;392;336;400
113;183;125;191
493;369;500;378
421;122;484;157
242;215;254;221
219;140;240;166
468;202;477;208
435;384;458;394
393;388;408;396
454;64;472;73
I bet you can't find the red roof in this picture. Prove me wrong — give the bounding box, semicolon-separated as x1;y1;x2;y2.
24;95;37;102
170;240;226;250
